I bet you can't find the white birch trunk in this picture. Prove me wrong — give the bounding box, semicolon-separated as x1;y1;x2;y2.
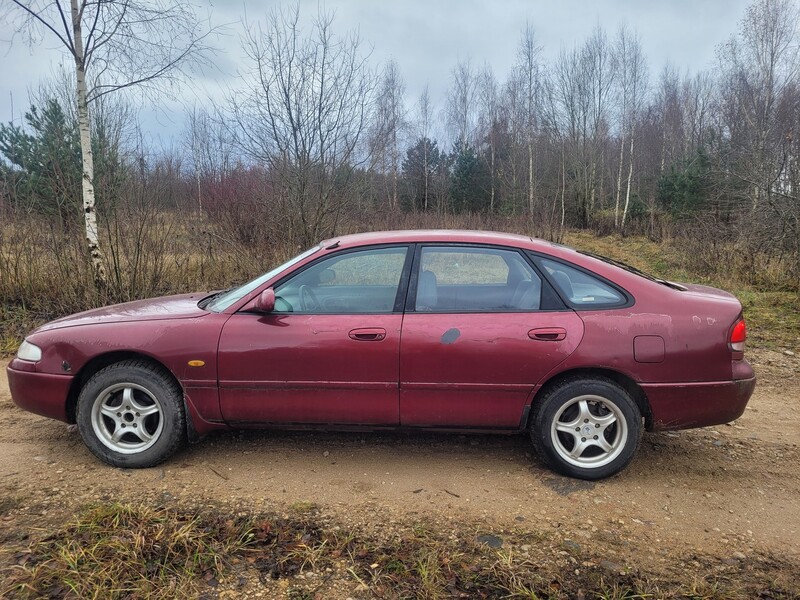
527;139;534;215
560;144;566;236
423;142;429;211
71;0;106;288
614;135;625;229
391;129;398;210
621;134;635;230
490;143;495;212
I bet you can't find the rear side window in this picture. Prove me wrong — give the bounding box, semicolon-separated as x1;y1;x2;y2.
415;246;542;312
539;258;626;307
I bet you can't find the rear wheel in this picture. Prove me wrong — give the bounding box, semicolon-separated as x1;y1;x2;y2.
76;360;185;468
530;377;642;480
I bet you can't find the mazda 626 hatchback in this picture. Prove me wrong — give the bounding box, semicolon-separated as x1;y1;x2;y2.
7;230;756;480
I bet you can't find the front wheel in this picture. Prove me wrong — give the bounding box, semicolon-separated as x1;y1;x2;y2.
76;360;185;468
530;377;642;480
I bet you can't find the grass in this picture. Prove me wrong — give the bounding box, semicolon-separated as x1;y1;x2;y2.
4;501;798;600
563;231;800;350
2;503;254;599
1;226;796;355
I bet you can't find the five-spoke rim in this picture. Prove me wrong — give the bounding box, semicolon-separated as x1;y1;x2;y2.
550;394;628;469
91;383;164;454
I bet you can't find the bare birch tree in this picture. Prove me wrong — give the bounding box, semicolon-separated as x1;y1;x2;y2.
374;60;406;209
515;24;542;215
5;0;213;288
719;0;800;209
614;24;648;230
583;26;616;216
416;86;434;211
230;5;376;244
186;106;234;211
477;65;500;212
718;0;800;270
447;59;477;151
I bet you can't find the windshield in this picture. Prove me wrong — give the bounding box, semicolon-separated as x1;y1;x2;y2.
204;245;322;312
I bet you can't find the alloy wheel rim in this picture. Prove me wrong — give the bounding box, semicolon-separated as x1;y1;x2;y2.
550;394;628;469
90;383;164;454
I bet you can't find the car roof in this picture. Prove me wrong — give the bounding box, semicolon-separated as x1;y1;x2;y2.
321;229;563;252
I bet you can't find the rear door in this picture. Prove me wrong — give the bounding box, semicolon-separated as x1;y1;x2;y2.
399;245;584;428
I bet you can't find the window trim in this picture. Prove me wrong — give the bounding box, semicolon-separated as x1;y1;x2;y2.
527;251;635;310
245;243;414;316
404;243;568;314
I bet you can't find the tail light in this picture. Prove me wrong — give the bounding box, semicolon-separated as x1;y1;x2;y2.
730;318;747;353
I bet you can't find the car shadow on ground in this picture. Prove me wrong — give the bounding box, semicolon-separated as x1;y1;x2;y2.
10;417;769;491
182;426;758;485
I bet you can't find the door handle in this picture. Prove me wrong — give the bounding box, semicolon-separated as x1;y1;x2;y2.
528;327;567;341
349;328;387;341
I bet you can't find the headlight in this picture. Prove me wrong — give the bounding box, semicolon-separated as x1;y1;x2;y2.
17;340;42;362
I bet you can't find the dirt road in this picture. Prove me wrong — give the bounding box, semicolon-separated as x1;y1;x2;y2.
1;350;798;578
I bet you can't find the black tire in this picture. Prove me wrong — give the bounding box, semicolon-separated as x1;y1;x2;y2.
530;377;642;480
76;359;185;468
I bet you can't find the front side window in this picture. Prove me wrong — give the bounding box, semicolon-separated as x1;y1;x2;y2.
415;246;542;312
274;246;409;313
539;258;626;307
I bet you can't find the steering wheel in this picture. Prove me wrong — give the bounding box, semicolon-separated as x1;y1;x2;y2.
299;285;321;312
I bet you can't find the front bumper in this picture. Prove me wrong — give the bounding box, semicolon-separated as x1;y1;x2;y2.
6;359;73;423
643;373;756;431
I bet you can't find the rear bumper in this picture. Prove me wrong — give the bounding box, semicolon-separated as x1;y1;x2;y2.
6;359;73;423
643;373;756;431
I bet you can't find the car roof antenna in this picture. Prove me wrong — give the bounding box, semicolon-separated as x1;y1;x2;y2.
326;241;340;249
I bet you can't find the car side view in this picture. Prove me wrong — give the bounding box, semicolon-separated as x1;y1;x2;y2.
6;230;756;480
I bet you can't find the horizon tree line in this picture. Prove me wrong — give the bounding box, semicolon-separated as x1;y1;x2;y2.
1;0;798;281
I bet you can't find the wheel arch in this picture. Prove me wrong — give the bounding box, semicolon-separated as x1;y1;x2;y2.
66;351;184;424
527;367;653;430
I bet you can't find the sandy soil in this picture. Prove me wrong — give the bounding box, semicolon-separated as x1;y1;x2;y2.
1;349;798;590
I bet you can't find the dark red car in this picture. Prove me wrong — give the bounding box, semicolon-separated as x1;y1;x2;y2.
7;230;755;479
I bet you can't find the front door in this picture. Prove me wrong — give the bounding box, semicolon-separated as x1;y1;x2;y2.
218;245;411;425
399;245;584;428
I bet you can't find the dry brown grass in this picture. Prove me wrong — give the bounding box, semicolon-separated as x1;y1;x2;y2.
1;210;797;354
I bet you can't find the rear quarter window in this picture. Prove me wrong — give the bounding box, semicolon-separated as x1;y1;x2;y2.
539;258;627;308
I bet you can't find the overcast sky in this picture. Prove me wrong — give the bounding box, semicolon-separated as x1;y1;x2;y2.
0;0;750;145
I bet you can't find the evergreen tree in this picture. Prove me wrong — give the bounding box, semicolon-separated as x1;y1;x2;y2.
449;143;491;212
0;98;124;227
401;137;441;211
0;99;82;224
657;148;713;218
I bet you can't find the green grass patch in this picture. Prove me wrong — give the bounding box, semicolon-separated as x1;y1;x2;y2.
563;232;800;350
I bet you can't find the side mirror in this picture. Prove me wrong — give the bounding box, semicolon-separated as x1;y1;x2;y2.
254;288;276;313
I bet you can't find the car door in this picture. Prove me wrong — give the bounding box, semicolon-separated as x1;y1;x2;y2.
217;245;412;425
399;245;584;428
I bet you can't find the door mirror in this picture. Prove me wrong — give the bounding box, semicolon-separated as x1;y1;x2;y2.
254;288;275;313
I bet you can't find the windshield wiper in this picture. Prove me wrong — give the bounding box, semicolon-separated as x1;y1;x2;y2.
198;287;234;309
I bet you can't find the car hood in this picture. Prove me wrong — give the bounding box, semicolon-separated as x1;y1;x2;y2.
34;293;209;333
